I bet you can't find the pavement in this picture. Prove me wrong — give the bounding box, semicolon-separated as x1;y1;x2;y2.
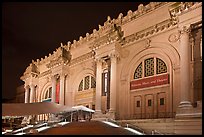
34;120;137;135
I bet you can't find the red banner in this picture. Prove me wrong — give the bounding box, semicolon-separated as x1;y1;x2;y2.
130;74;169;90
56;82;60;104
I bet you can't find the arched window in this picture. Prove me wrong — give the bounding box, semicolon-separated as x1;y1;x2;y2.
156;58;167;74
134;62;142;79
144;57;154;77
78;75;96;91
134;57;167;79
78;80;83;91
91;76;96;88
45;87;52;98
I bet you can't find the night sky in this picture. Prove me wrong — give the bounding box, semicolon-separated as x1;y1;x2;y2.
2;2;149;99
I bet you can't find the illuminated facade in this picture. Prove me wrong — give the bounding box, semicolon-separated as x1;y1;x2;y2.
20;2;202;134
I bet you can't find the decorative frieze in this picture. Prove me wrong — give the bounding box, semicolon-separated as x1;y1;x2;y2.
69;52;94;66
90;24;124;50
46;46;71;68
122;18;175;46
38;70;51;78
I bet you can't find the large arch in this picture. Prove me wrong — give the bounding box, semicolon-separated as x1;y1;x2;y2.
72;68;95;92
119;42;180;119
71;68;96;107
39;82;52;102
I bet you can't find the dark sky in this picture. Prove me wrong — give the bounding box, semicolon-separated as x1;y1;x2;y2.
2;2;149;99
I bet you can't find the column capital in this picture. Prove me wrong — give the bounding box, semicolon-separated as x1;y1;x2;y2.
109;51;120;63
109;51;120;59
24;85;29;90
51;74;58;80
179;25;191;35
95;57;104;64
30;84;35;88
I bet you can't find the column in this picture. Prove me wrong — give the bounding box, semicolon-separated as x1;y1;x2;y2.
59;74;65;105
24;85;29;103
51;75;56;103
95;58;103;113
30;84;35;103
178;25;192;108
109;52;118;113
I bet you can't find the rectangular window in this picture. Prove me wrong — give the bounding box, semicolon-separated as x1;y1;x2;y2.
160;98;164;105
136;101;140;107
148;99;152;107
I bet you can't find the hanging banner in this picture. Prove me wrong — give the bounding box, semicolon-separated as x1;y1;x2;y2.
56;82;60;104
130;73;169;90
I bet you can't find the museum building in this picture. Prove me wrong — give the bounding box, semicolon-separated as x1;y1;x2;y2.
20;2;202;134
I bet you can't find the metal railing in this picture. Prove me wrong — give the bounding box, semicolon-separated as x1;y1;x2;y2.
106;118;146;135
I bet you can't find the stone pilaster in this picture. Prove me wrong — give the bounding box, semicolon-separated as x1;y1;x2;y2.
95;58;103;113
59;74;65;105
108;52;119;119
24;85;29;103
29;84;35;103
51;75;57;103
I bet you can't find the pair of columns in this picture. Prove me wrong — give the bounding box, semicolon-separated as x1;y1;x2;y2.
95;52;118;114
24;84;36;103
51;74;65;105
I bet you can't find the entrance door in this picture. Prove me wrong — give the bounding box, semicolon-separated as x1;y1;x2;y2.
145;94;154;119
134;96;142;119
157;92;166;118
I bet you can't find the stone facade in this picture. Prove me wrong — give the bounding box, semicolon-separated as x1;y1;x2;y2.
20;2;202;128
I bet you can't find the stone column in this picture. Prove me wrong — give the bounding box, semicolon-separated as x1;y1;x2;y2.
30;84;35;103
95;58;103;113
59;74;65;105
24;85;29;103
51;75;56;103
177;25;193;115
109;53;118;115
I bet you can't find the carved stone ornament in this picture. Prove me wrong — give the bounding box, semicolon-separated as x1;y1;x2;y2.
168;32;180;43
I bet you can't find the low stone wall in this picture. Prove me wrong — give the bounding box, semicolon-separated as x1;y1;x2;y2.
117;117;202;135
174;118;202;135
117;118;175;134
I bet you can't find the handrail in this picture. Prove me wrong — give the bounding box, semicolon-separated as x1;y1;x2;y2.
151;129;164;135
106;118;146;135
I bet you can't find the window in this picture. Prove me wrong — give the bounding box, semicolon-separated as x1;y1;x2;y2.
134;62;142;79
156;58;167;74
145;58;154;77
136;101;140;107
160;98;164;105
84;76;90;90
78;75;96;91
148;99;152;107
45;87;52;99
134;57;167;79
91;76;96;88
78;80;83;91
